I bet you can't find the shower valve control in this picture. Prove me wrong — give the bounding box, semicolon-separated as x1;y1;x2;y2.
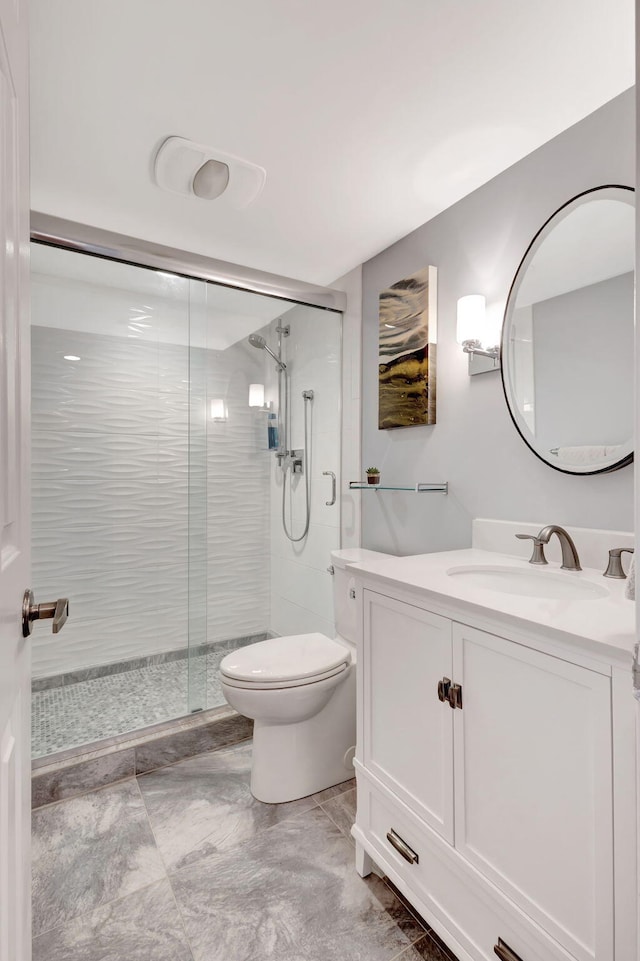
22;589;69;638
290;449;304;474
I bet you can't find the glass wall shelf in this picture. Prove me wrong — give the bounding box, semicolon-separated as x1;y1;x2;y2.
349;481;448;494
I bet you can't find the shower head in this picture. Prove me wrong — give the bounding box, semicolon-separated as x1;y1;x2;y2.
248;333;286;371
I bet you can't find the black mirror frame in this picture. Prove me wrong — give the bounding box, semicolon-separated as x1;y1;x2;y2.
500;183;635;476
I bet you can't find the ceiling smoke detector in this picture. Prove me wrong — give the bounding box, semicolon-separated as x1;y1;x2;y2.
153;137;266;208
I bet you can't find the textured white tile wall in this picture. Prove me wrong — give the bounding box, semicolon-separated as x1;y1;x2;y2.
32;323;270;678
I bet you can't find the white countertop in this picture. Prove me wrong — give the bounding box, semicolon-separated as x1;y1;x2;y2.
347;548;636;660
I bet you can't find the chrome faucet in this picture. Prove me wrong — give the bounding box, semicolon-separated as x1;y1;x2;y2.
516;525;582;571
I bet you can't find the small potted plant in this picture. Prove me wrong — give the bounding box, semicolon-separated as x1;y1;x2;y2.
366;467;381;485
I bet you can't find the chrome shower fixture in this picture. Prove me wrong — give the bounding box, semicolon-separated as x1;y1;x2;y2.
248;333;286;371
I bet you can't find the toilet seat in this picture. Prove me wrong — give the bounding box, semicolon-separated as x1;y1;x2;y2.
220;661;349;691
220;632;350;690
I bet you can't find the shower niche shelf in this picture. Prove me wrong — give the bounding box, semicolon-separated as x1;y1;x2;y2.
348;481;448;494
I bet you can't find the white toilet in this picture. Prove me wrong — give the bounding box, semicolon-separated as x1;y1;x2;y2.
220;548;388;803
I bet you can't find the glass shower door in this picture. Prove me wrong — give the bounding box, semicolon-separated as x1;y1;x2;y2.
30;238;343;756
192;282;343;714
30;245;199;754
186;279;208;713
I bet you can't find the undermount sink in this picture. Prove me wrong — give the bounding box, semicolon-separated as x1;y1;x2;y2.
446;565;609;600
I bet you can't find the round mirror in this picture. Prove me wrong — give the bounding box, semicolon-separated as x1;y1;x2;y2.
501;184;635;474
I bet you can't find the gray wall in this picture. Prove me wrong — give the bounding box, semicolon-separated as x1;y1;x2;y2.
532;272;634;452
361;89;635;555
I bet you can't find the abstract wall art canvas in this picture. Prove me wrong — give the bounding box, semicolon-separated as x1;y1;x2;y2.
378;266;437;429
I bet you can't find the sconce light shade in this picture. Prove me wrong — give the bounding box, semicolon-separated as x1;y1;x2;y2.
456;295;486;345
456;294;500;376
210;398;228;421
249;383;265;408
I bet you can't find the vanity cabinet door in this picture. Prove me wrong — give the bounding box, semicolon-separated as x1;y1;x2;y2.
362;590;454;843
452;623;613;961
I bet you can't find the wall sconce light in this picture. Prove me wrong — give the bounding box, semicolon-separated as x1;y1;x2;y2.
456;295;501;376
210;398;228;421
249;383;265;408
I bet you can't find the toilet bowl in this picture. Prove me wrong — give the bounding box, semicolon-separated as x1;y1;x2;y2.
220;548;389;803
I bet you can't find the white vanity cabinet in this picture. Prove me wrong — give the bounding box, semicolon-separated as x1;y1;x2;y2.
354;585;636;961
361;592;454;843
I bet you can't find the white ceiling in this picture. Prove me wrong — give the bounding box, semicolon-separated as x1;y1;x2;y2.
30;0;634;286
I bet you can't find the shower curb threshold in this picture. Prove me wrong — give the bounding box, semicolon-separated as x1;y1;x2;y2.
31;705;253;809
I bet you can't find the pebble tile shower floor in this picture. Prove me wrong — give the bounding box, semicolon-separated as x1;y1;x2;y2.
32;741;456;961
32;651;229;757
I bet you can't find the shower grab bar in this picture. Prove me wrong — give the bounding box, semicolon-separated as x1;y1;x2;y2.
323;470;336;506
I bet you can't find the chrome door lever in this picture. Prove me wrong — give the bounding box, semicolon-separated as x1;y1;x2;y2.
322;470;336;506
22;589;69;637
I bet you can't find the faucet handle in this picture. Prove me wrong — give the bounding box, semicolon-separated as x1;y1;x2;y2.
515;533;548;566
603;547;634;579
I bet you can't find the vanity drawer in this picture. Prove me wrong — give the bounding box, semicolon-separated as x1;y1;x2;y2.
355;771;577;961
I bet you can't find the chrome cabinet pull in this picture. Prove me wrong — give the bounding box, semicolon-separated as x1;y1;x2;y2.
494;938;525;961
448;683;463;710
322;470;336;506
386;829;419;865
22;589;69;637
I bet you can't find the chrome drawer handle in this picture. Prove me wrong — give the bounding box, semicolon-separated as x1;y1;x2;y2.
494;939;525;961
386;829;419;865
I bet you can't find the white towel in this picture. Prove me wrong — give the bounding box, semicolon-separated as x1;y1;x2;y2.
625;556;635;600
627;559;640;700
633;641;640;702
555;445;623;466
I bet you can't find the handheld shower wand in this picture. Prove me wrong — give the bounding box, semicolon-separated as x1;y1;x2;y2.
248;333;286;371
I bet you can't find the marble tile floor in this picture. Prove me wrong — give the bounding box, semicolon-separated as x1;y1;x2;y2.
32;650;229;758
32;740;456;961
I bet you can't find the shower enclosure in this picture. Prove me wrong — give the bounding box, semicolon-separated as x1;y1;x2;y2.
30;223;343;759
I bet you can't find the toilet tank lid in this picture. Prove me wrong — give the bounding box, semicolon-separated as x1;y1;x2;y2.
220;633;350;684
330;548;391;570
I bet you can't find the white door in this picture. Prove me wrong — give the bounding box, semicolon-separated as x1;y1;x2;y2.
0;0;30;957
362;590;454;842
452;623;613;961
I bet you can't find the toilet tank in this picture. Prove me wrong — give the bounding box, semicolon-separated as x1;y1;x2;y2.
331;548;391;643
